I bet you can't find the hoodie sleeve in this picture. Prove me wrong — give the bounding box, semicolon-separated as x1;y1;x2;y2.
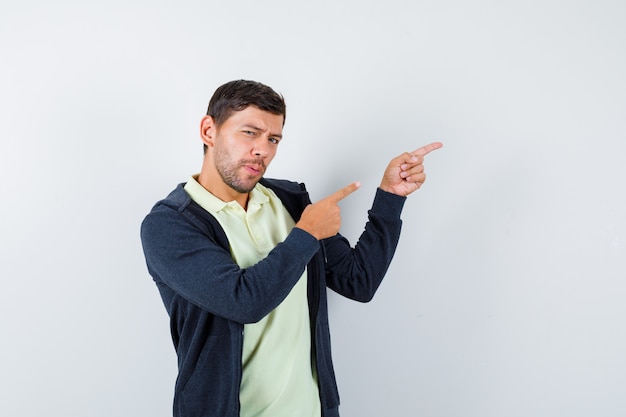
140;203;320;324
323;188;406;302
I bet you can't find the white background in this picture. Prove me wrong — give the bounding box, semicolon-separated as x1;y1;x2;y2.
1;1;625;416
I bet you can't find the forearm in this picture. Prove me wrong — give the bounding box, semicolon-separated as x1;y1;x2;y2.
142;212;320;323
324;188;406;301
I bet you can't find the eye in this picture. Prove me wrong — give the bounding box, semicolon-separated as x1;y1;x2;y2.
269;137;280;145
243;130;255;136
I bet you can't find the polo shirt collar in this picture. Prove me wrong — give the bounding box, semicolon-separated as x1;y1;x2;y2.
184;175;269;213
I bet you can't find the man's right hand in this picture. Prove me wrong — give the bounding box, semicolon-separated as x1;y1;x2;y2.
295;182;361;240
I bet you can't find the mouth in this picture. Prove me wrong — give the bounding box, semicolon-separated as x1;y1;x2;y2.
243;163;264;176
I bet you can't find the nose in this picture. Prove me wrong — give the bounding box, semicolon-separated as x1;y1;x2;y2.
251;137;271;158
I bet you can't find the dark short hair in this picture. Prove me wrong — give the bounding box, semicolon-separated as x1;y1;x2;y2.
203;80;286;152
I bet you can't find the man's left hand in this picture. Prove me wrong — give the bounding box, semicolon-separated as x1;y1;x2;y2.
379;142;443;196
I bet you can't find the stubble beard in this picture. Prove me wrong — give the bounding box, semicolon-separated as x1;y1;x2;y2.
214;140;266;194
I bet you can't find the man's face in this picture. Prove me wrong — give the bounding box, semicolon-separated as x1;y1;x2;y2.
211;106;284;194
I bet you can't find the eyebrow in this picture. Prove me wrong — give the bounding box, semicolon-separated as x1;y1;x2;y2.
241;123;283;138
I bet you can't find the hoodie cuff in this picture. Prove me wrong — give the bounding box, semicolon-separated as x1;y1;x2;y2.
370;187;407;219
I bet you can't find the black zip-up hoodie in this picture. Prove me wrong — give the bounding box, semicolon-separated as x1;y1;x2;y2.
140;178;405;417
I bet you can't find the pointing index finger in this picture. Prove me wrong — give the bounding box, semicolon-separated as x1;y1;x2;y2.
327;182;361;203
411;142;443;157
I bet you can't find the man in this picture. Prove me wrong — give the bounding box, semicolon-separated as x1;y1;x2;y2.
140;79;442;417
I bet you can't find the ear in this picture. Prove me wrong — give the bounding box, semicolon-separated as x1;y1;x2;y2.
200;115;216;148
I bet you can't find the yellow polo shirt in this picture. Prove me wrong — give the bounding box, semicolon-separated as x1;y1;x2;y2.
184;176;321;417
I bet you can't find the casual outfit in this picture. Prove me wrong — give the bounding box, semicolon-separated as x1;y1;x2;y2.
140;177;405;417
